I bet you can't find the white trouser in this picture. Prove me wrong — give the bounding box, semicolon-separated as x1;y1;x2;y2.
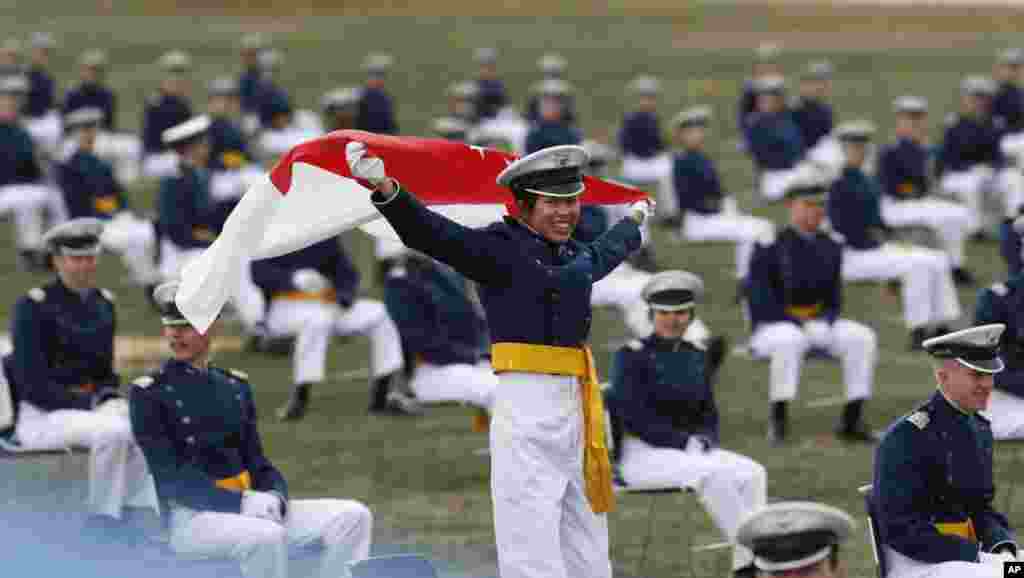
265;298;404;385
14;400;158;518
679;204;773;278
256;128;321;163
141;152;180;181
0;183;53;249
24;111;62;159
210;165;266;203
590;263;652;338
621;154;675;218
987;389;1024;440
490;372;611;578
885;546;1004;578
100;212;159;285
93;131;142;185
408;361;497;409
618;436;766;571
161;241;265;330
1000;131;1024;217
749;319;877;402
169;499;372;578
879;196;972;266
842;244;961;329
940;165;1000;234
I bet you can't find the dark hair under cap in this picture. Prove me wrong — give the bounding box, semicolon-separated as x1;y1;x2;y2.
508;166;584;196
648;289;695;307
753;530;837;567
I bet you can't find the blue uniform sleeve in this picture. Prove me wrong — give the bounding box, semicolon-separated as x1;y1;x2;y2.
10;298;93;411
158;177;212;249
874;423;981;563
746;242;791;327
824;244;843;324
56;160;91;219
1000;221;1022;277
878;146;901;199
583;219;643;283
141;104;162;153
327;243;360;308
239;383;288;499
611;348;688;450
129;386;244;513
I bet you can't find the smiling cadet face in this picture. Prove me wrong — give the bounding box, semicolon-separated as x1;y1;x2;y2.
936;358;996;413
523;195;582;243
164;319;216;366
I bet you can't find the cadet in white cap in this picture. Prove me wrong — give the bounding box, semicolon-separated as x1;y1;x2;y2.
669;105;774;282
238;33;266;124
736;501;854;577
23;32;61;157
0;74;58;270
321;86;361;132
130;281;372;578
140;50;194;180
473;47;508;120
874;324;1021;578
878;96;975;285
538;52;567;78
350;140;653;578
2;218;159;539
975;273;1024;439
527;55;577;124
938;75;1005;240
447;79;479;123
525;79;581;155
357;53;397;135
611;271;763;577
791;60;835;152
738;42;783;145
746;75;816;202
993;48;1024;133
827;120;963;350
206;76;266;220
618;75;674;223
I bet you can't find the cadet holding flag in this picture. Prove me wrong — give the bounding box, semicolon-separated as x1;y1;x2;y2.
351;141;651;578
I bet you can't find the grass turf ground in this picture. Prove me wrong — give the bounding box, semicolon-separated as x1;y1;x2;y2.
2;2;1024;576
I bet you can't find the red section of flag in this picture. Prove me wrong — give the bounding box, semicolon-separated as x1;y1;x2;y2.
268;130;646;210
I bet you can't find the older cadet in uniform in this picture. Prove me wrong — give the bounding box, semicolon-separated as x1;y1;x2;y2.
994;48;1024;133
938;75;1005;239
735;501;856;578
790;61;834;152
131;281;373;578
737;42;783;148
827;121;962;350
321;87;360;133
873;324;1021;578
250;235;409;420
2;218;158;533
879;95;975;283
141;50;194;180
975;275;1024;439
352;141;651;578
617;76;674;221
670;106;773;282
238;33;267;131
747;182;878;444
57;107;160;293
356;53;397;135
610;271;765;577
524;79;581;155
746;75;807;202
526;52;577;125
0;74;56;270
382;248;496;411
22;32;61;158
473;47;507;120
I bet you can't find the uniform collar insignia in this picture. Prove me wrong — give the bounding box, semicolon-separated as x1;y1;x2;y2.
907;411;929;430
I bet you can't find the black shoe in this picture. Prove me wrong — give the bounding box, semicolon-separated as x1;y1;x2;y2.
369;391;422;416
768;401;787;446
733;565;757;578
277;383;311;421
952;267;976;287
835;424;880;444
654;215;683;230
908;327;929;351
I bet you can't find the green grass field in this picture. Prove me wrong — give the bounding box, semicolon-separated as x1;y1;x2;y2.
2;2;1024;576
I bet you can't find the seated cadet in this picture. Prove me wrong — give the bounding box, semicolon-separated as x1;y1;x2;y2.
22;32;61;159
382;247;497;410
447;80;480;126
790;60;834;152
254;90;321;165
610;271;765;577
250;235;411;420
524;79;581;155
321;86;361;133
937;76;1006;239
2;218;158;537
747;182;878;444
237;33;267;133
873;324;1021;578
141;50;194;180
1002;214;1024;275
617;76;674;220
473;47;507;120
735;501;856;578
0;74;59;270
670;105;774;282
131;281;373;578
974;274;1024;439
827;121;962;350
206;76;262;211
737;42;783;148
356;53;397;135
526;52;577;125
993;48;1024;135
56;107;160;294
746;75;809;202
62;50;142;185
878;95;975;283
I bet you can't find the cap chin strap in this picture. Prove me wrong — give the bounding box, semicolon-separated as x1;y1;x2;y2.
522;182;586;197
755;545;832;573
649;303;695;312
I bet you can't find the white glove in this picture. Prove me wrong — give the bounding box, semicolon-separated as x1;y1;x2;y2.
95;397;129;416
345;141;388;186
629;198;655;224
291;268;330;293
241;490;284;523
979;550;1016;565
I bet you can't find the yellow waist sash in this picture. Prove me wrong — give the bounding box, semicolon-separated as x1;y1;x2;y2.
215;470;252;492
785;303;823;320
93;195;119;214
490;342;615;514
935;519;977;543
274;289;337;304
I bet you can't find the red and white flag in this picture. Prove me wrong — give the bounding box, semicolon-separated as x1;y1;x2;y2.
176;130;647;333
